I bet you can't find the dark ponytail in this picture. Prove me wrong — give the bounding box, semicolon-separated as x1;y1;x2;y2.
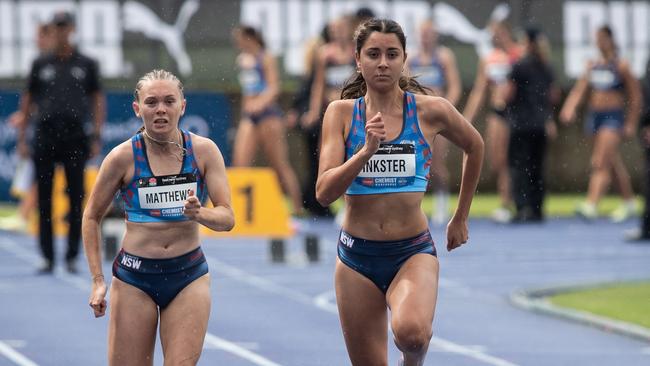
340;18;431;99
341;73;366;99
235;25;266;49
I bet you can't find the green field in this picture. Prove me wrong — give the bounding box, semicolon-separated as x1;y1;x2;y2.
0;204;17;217
549;282;650;329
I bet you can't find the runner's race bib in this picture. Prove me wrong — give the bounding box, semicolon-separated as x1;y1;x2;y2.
356;143;416;188
137;173;197;218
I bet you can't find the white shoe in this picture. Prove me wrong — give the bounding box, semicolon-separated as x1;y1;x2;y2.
575;201;597;221
491;207;512;223
610;200;639;223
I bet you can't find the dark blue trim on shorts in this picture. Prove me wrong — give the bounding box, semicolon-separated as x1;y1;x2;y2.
245;104;283;125
585;109;624;134
337;230;436;294
112;246;208;308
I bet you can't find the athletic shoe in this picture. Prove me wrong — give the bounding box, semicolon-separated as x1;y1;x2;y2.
610;200;639;223
575;201;597;220
36;260;53;275
66;259;79;274
491;207;512;224
623;227;650;242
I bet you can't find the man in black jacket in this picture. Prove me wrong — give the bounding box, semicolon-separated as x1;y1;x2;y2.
14;11;105;273
505;26;557;222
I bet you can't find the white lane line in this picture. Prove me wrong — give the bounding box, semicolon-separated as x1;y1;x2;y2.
429;337;519;366
207;256;315;306
211;256;520;366
313;290;519;366
313;290;338;314
203;334;282;366
0;341;38;366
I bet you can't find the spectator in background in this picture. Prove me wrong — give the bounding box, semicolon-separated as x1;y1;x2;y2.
407;19;462;225
3;22;54;231
286;24;332;217
304;16;356;128
304;15;356;223
231;25;303;216
505;26;558;223
625;58;650;241
560;25;642;222
288;7;376;218
351;6;376;31
14;11;105;274
463;20;522;223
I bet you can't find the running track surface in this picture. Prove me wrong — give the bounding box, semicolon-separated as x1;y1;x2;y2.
1;218;649;366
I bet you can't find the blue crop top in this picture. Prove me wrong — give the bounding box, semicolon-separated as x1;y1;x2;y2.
589;61;624;91
408;51;446;90
238;53;267;96
345;92;432;195
121;129;207;222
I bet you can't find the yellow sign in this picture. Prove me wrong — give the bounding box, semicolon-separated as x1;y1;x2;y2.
203;167;292;237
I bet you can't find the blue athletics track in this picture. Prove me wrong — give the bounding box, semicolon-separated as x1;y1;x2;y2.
1;217;649;366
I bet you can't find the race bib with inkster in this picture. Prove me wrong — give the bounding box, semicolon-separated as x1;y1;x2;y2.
356;143;416;188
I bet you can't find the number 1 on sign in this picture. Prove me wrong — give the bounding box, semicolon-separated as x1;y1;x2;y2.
238;184;253;223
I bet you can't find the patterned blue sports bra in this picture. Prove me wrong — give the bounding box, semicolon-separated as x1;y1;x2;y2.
120;129;207;222
345;92;432;195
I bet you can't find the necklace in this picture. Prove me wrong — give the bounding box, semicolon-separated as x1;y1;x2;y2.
142;129;187;161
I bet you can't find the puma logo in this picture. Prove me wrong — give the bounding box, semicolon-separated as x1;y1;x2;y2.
433;2;511;58
123;0;200;75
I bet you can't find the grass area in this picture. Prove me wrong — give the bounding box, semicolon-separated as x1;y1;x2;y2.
0;203;17;217
331;193;641;218
549;282;650;329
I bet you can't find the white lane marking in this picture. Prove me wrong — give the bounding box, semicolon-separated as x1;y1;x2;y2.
207;256;316;306
211;255;520;366
429;337;519;366
203;334;282;366
313;290;338;314
314;289;519;366
0;341;38;366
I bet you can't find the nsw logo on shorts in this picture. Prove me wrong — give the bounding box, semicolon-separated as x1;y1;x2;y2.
121;254;142;270
340;232;354;248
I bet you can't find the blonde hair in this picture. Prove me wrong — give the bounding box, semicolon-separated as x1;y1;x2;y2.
133;69;184;102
